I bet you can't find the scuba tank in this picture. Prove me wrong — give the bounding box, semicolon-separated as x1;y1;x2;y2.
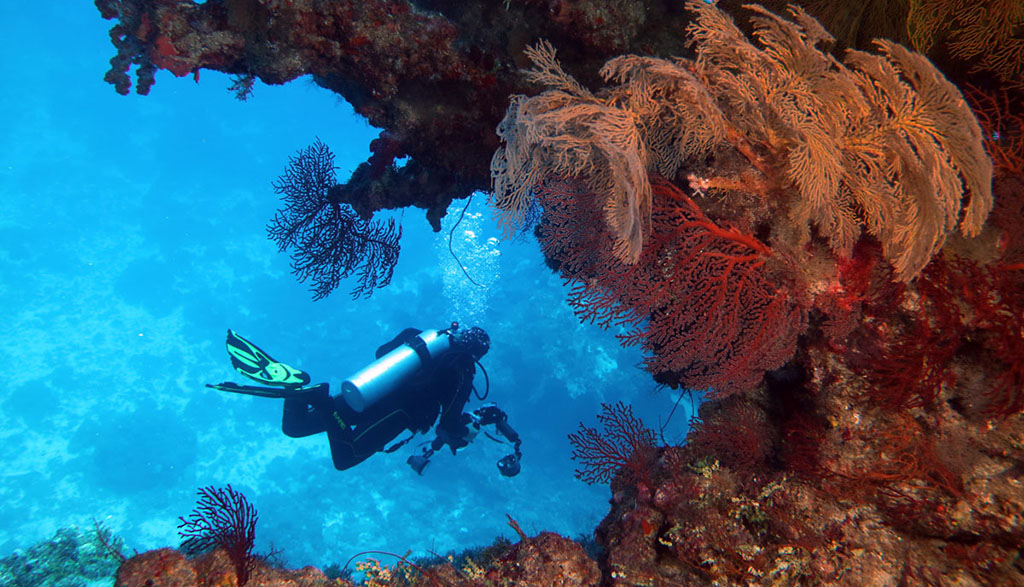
340;329;452;412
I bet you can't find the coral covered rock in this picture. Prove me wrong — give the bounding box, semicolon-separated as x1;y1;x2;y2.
115;534;602;587
95;0;696;226
115;548;197;587
116;547;334;587
486;531;601;586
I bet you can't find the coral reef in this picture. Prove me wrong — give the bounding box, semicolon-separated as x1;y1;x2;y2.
114;527;600;586
116;547;335;587
573;171;1024;585
95;0;1024;584
94;0;698;226
0;524;126;587
516;2;1020;583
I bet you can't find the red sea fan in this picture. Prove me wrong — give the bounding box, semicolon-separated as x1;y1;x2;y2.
568;402;658;485
848;254;1024;416
537;176;804;396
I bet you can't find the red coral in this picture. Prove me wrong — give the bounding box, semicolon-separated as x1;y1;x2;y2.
568;402;657;485
825;415;965;537
848;255;1024;415
849;277;961;410
965;84;1024;176
956;263;1024;416
537;176;804;395
816;240;889;350
687;398;774;472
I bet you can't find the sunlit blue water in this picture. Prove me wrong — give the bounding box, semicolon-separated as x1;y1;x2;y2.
0;3;692;571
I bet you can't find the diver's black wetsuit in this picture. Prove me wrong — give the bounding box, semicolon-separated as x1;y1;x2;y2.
280;328;476;471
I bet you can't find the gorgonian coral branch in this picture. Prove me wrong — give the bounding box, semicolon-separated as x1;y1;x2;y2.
178;484;258;585
568;401;657;485
537;177;804;395
268;139;402;300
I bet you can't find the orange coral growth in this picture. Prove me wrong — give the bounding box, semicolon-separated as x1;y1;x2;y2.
492;1;994;282
908;0;1024;88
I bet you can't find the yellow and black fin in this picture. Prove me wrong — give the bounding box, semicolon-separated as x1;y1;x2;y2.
225;329;311;388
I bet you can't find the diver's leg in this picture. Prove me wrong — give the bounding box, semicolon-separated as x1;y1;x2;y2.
281;383;333;438
324;409;412;471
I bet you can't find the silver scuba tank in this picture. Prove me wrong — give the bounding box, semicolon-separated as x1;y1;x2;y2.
340;329;452;412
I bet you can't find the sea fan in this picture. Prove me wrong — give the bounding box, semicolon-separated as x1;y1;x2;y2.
268;139;402;300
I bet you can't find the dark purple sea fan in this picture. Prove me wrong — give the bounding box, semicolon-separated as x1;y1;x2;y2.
268;139;402;300
177;484;258;583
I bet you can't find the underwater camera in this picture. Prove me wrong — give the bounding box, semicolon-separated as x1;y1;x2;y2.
497;453;520;477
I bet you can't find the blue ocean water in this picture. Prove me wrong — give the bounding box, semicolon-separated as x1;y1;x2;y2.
0;3;692;572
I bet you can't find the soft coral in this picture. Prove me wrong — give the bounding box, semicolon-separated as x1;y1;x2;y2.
537;176;805;395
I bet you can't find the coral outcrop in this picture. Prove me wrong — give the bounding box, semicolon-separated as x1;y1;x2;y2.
114;531;601;587
0;525;126;586
96;0;1024;584
116;547;335;587
95;0;697;227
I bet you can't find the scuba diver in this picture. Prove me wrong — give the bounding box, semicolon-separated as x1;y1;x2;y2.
206;323;522;477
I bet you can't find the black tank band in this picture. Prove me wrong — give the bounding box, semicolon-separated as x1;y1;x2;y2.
406;334;432;364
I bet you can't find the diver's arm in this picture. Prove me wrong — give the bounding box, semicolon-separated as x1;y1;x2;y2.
495;418;521;449
476;404;522;457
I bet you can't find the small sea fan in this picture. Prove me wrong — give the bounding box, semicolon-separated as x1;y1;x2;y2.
178;484;258;585
268;139;402;300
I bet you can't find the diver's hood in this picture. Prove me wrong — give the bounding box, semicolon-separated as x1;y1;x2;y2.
452;326;490;361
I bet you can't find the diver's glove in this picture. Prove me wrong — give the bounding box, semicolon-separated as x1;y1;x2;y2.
207;329;313;397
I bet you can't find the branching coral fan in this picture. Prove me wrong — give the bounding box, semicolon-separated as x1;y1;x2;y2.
268;139;402;300
537;177;804;394
177;484;258;586
568;401;657;485
907;0;1024;89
